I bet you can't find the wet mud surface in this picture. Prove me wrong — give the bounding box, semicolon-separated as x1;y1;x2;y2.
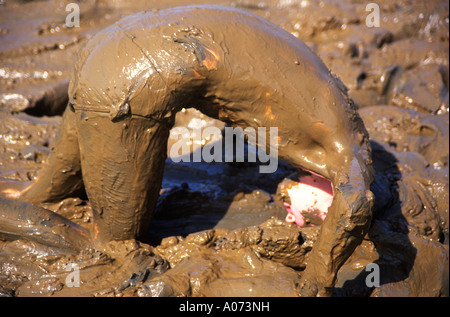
0;0;448;297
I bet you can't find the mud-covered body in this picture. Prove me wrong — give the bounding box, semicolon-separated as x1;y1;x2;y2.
1;5;374;296
71;6;372;179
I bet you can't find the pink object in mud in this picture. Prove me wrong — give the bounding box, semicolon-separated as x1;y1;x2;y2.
284;173;334;226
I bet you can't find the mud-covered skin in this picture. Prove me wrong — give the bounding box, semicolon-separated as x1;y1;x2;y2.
3;5;374;296
0;197;91;252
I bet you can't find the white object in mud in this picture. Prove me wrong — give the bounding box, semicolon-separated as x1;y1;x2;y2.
284;173;334;226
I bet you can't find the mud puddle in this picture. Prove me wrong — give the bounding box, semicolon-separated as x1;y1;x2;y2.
0;0;448;297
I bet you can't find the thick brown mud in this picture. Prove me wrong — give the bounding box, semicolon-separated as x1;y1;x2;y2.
0;0;448;297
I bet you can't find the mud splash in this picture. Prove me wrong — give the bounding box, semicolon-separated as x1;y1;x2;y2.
0;0;448;297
